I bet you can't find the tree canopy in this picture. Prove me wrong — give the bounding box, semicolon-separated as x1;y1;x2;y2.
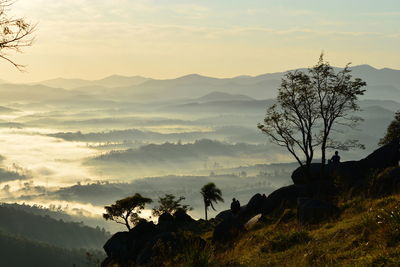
103;193;152;230
152;194;192;217
259;54;366;169
200;183;223;220
379;111;400;146
0;0;35;70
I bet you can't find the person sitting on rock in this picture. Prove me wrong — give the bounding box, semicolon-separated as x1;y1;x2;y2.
330;151;341;164
230;198;241;214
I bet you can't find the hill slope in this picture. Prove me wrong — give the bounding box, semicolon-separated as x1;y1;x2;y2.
0;204;110;249
0;232;102;267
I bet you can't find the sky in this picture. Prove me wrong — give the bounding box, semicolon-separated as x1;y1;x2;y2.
0;0;399;83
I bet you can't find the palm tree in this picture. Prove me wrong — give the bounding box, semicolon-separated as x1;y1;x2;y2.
200;183;224;220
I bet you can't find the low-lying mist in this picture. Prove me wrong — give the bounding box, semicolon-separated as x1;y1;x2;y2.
0;68;397;233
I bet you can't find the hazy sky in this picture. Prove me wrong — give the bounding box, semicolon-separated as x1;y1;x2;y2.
0;0;399;82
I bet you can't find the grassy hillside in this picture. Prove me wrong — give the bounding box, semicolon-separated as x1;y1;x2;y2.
209;195;400;266
139;195;400;267
100;168;400;267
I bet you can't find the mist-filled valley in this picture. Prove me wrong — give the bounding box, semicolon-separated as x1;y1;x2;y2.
0;65;399;265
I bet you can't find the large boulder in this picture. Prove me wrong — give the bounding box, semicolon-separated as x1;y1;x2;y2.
297;198;339;225
215;209;236;221
174;209;195;225
215;186;310;223
129;220;158;257
157;212;176;232
213;217;245;243
237;193;266;222
263;185;310;214
103;231;132;259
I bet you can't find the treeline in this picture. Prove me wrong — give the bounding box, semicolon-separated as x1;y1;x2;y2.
93;139;266;163
0;204;110;249
48;129;205;142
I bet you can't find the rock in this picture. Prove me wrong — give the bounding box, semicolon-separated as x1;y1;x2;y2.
158;212;174;224
213;217;245;243
131;220;157;235
297;198;339;225
216;186;309;223
244;214;262;230
246;193;266;213
157;212;176;232
129;220;158;257
263;185;310;214
236;193;265;222
215;209;235;221
291;140;400;187
174;209;195;224
103;231;131;259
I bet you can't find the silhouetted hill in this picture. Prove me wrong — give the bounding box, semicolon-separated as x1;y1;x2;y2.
92;139;267;164
162;99;275;113
350;65;400;86
360;99;400;112
191;91;255;102
4;65;400;105
0;168;27;182
35;75;149;89
0;83;76;102
0;204;110;249
87;65;400;101
0;232;101;267
95;75;149;88
48;128;206;142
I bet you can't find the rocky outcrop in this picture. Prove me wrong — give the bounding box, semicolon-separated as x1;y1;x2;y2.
213;217;245;243
102;211;203;266
103;231;132;260
291;140;400;188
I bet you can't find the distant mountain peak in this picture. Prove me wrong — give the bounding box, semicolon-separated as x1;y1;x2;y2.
193;91;255;103
100;74;148;80
176;73;215;81
351;64;377;71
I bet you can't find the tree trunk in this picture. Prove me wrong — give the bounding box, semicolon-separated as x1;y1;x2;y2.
320;141;327;180
204;204;208;220
321;143;326;166
124;216;131;231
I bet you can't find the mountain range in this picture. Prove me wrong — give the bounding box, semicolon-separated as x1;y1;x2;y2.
0;65;398;104
0;64;397;106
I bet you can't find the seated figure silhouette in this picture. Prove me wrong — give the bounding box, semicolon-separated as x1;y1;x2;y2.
330;151;341;164
230;198;241;214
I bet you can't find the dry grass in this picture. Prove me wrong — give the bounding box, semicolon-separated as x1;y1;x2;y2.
212;195;400;267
